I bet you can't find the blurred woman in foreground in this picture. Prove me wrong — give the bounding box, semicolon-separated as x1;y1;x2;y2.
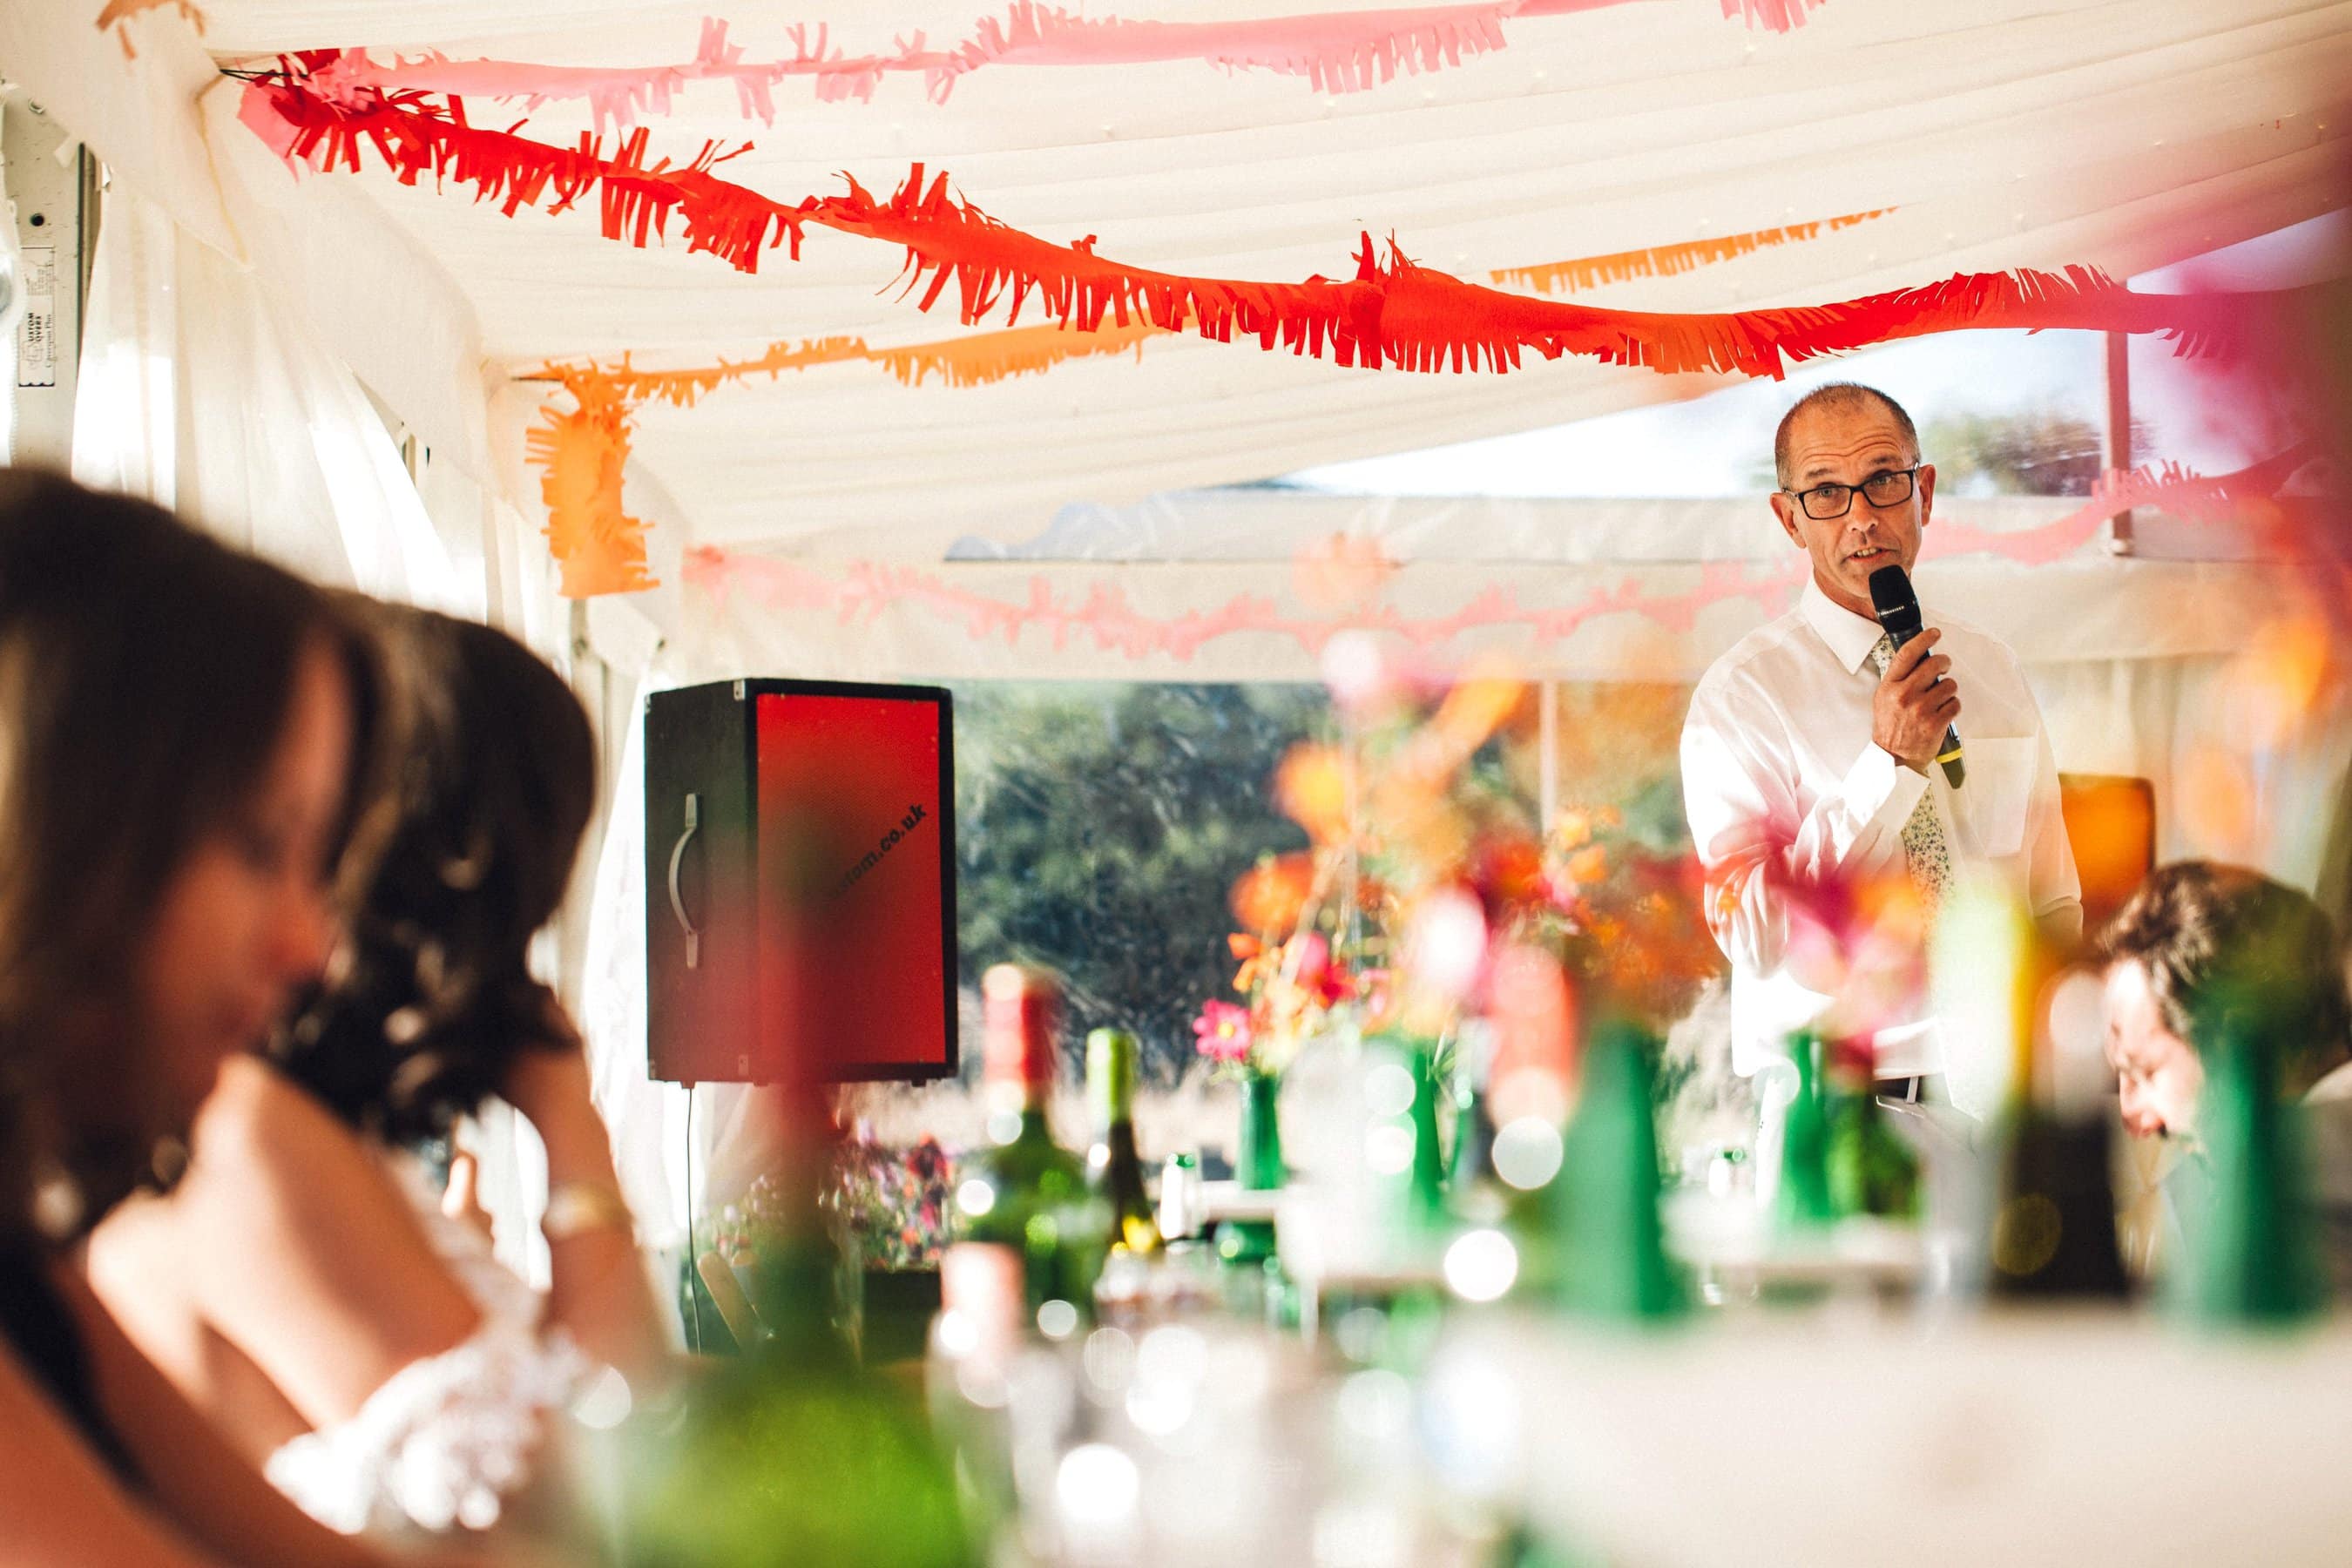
89;603;667;1539
0;471;477;1565
2096;860;2352;1290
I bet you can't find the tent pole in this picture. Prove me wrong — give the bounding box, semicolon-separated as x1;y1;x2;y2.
2104;331;2135;557
1538;679;1559;830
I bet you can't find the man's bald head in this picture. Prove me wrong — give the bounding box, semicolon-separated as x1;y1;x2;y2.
1774;383;1919;490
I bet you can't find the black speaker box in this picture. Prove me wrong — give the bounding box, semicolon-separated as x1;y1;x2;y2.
644;679;956;1085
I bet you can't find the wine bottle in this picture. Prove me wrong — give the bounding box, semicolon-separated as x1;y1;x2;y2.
1085;1028;1162;1255
950;964;1097;1317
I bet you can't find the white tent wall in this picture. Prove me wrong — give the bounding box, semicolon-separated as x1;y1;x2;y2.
71;186;468;605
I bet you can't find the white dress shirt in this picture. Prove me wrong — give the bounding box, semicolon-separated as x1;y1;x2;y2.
1681;577;2082;1078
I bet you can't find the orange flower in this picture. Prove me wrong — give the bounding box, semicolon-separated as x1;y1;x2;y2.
1230;852;1317;936
1477;837;1548;904
1275;742;1355;846
1429;655;1527;759
1565;845;1610;887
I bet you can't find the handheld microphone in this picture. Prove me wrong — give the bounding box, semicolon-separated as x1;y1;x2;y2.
1866;564;1965;788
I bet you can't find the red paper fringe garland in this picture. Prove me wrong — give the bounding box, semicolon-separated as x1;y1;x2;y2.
244;73;2286;385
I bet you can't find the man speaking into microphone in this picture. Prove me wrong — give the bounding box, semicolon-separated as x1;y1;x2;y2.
1680;384;2082;1102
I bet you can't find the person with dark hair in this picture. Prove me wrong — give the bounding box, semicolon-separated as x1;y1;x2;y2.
1681;382;2081;1105
0;470;497;1566
86;604;666;1537
2095;860;2352;1288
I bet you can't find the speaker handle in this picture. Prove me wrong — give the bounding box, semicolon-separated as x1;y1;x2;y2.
667;793;701;970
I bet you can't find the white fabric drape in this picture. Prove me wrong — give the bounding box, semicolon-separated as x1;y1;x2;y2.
71;188;464;606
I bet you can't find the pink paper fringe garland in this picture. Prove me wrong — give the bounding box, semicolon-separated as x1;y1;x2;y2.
292;0;1824;122
682;449;2313;661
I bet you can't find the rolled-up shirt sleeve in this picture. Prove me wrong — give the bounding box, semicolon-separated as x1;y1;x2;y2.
1680;666;1927;974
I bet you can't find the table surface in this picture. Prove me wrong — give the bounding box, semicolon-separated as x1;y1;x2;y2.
1429;1310;2352;1567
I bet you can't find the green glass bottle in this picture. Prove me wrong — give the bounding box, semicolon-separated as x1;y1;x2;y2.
1085;1028;1162;1256
952;965;1098;1316
1821;1039;1921;1221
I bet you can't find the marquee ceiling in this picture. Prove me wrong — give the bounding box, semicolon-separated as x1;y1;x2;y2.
33;1;2352;563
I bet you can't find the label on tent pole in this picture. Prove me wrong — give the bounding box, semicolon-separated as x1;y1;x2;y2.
15;245;55;389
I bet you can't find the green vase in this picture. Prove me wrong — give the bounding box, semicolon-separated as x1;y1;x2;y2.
1547;1019;1686;1322
2171;1017;2328;1328
1409;1042;1448;1222
1774;1033;1835;1231
1237;1070;1286;1191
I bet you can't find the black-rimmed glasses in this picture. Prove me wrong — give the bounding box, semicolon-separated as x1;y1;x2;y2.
1782;465;1922;521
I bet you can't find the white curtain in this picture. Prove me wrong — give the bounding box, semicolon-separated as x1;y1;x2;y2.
71;188;464;608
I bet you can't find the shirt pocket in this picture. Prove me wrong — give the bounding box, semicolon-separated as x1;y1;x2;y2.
1956;736;2038;859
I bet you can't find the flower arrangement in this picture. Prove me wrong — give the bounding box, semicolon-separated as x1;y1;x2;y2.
1216;637;1720;1066
1763;852;1933;1049
700;1134;959;1274
824;1132;956;1270
1193;926;1366;1078
1524;803;1722;1037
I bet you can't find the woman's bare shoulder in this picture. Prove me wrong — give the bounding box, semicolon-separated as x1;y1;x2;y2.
189;1057;375;1189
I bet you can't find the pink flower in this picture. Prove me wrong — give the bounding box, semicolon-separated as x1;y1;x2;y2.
1405;886;1490;1004
1193;999;1256;1064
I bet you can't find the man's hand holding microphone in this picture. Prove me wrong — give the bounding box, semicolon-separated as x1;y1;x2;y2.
1872;627;1963;776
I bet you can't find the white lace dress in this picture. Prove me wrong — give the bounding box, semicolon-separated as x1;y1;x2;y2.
263;1154;588;1535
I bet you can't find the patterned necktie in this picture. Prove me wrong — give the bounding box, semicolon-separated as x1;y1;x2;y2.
1868;633;1954;910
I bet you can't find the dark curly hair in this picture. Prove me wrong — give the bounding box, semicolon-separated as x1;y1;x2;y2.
273;605;596;1146
2092;861;2352;1098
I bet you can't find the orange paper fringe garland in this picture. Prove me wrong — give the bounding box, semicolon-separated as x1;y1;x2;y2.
1493;209;1893;295
526;375;659;597
98;0;206;57
242;74;2287;382
523;318;1168;593
542;315;1171;409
